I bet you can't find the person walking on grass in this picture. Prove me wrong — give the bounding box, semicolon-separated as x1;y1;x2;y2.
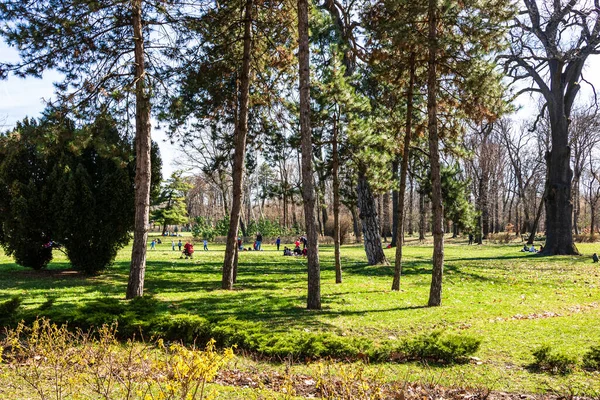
276;236;281;251
203;239;208;251
171;240;175;251
178;239;182;251
256;232;263;251
150;239;156;250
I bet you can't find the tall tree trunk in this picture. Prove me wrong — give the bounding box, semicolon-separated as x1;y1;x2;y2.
382;191;391;241
357;172;388;265
591;200;596;238
427;0;444;307
542;129;578;254
377;195;383;237
283;191;288;228
298;0;321;309
246;183;251;227
350;204;362;243
542;92;579;254
573;176;580;235
333;115;342;283
494;182;500;233
392;51;415;291
126;0;152;299
319;178;328;235
316;190;323;235
222;0;252;290
527;190;545;245
408;175;414;235
419;190;426;241
391;158;400;247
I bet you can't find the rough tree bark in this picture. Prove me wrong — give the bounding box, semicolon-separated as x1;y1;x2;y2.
391;158;400;247
408;175;414;235
427;0;444;307
382;192;391;241
527;190;545;245
222;0;253;290
333;115;342;283
357;172;388;265
419;190;426;241
350;205;362;243
298;0;321;309
392;51;415;291
126;0;152;299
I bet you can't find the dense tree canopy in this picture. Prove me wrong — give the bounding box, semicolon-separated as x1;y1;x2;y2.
0;113;161;273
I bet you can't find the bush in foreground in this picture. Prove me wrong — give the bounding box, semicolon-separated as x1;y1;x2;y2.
0;296;482;364
583;345;600;371
0;318;233;400
531;345;577;374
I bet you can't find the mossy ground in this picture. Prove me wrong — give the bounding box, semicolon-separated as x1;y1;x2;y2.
1;234;600;396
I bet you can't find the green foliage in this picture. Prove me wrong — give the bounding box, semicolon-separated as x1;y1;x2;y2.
151;314;212;344
214;216;231;236
151;171;191;230
420;164;477;231
368;331;480;364
531;345;577;374
0;295;22;324
0;115;161;273
50;116;136;273
191;216;216;241
403;331;481;363
246;218;291;238
583;345;600;371
0;119;55;269
2;292;476;363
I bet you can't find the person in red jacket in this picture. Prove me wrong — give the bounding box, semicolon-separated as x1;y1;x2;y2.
182;241;194;259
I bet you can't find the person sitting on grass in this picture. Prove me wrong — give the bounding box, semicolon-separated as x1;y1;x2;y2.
529;244;536;253
302;247;307;257
293;245;302;256
283;246;292;256
182;241;194;259
520;244;529;252
593;253;599;263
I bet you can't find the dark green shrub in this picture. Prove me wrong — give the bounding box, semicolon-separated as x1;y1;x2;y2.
38;296;56;311
0;120;55;270
532;345;577;374
75;298;127;328
127;295;160;318
401;331;481;363
49;117;136;274
210;317;265;349
0;115;162;274
150;314;211;344
0;296;22;324
583;346;600;371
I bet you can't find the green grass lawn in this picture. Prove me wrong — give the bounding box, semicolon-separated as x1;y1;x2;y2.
1;235;600;395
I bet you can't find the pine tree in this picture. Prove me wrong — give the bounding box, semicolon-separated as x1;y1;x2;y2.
151;172;191;235
298;0;321;309
0;0;191;297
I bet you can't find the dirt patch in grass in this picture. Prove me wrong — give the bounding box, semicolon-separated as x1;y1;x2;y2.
215;368;587;399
